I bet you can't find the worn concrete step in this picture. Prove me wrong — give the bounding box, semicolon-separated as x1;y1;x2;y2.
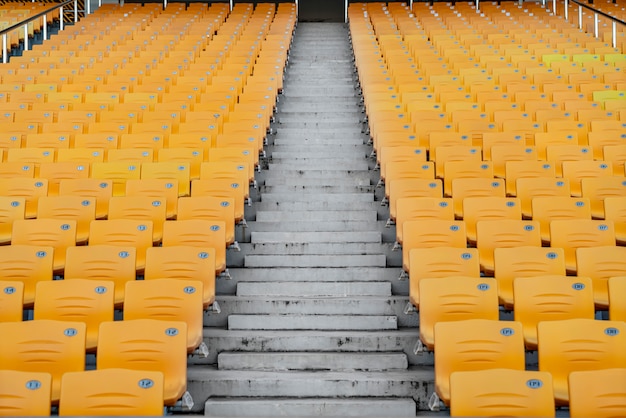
236;281;391;297
270;149;368;159
250;231;381;244
282;88;357;97
217;352;408;371
278;121;362;129
267;160;369;170
203;397;416;417
225;267;400;282
266;144;370;154
261;169;371;181
273;137;366;145
278;110;360;118
191;328;428;366
204;296;417;328
228;314;397;331
261;192;373;203
260;185;373;195
188;367;434;412
253;201;382;212
262;176;371;187
255;210;377;222
247;221;379;233
244;254;387;268
238;242;388;255
275;128;365;140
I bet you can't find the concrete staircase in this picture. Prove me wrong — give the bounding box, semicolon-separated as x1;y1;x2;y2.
187;22;433;417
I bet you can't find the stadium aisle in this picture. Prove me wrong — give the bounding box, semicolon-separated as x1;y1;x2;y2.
187;22;433;417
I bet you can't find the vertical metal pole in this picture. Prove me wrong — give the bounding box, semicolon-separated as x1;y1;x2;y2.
594;12;598;38
345;0;348;23
86;0;90;16
564;0;568;21
60;6;64;31
23;24;28;52
552;0;556;15
229;0;233;12
43;14;47;40
578;5;583;29
612;21;617;48
74;0;78;23
2;34;7;64
476;0;479;12
295;0;298;20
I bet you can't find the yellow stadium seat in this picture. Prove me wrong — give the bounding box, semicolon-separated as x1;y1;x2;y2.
537;318;626;405
408;247;480;307
490;145;538;178
141;162;190;197
568;368;626;418
144;246;216;308
476;220;541;274
124;278;204;353
395;197;454;245
0;178;48;219
0;370;52;416
580;176;626;219
418;277;499;351
434;319;525;405
513;275;595;349
36;196;96;245
107;196;167;244
608;276;626;322
11;219;76;273
162;220;226;276
531;197;592;243
58;178;112;220
88;219;152;272
58;369;164;417
504;161;556;196
0;196;25;245
442;160;493;197
34;279;114;352
106;148;154;164
462;197;521;243
387;178;443;221
576;246;626;308
516;177;571;218
0;280;24;322
91;162;141;196
551;220;616;273
97;319;188;406
451;178;506;218
401;219;467;273
0;319;86;403
449;369;555;417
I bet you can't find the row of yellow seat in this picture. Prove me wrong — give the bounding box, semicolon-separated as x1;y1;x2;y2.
351;1;625;416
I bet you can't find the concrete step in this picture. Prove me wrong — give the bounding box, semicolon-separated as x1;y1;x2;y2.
225;267;401;282
261;169;372;182
187;367;434;412
237;242;389;255
262;176;371;187
253;201;382;212
270;149;368;159
203;397;417;417
273;137;366;145
204;296;417;328
278;121;362;129
255;210;377;222
267;160;369;170
274;128;365;140
266;144;371;154
250;231;381;244
191;328;429;366
260;192;373;203
228;314;398;331
247;221;379;232
217;352;408;371
260;185;373;195
244;254;387;268
236;281;391;297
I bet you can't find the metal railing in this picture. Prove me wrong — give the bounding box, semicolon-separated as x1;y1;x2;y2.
0;0;76;63
552;0;626;48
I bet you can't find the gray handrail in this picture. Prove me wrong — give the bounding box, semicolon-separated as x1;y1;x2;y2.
0;0;76;63
557;0;626;48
